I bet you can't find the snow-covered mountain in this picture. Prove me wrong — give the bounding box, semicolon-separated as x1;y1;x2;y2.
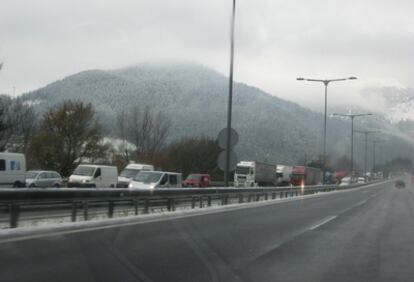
361;87;414;124
20;63;414;165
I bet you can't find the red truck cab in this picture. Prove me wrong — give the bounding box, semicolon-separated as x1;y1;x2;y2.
183;174;211;187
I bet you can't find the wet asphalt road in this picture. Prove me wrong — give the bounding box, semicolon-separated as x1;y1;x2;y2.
1;180;413;282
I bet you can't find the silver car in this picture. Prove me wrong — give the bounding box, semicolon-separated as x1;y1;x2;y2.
26;170;63;188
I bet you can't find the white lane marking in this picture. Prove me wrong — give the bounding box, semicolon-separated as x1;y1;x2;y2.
355;199;367;206
0;181;389;244
308;215;337;231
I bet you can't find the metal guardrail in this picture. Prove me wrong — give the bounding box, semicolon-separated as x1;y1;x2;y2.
0;181;381;229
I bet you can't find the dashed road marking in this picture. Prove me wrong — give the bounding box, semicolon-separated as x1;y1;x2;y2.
309;215;337;230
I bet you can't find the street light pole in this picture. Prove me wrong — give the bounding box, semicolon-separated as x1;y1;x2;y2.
372;140;383;174
332;113;372;178
297;76;357;184
354;130;380;181
224;0;236;187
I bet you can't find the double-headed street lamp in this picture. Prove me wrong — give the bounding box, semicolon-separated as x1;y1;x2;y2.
332;113;372;178
297;76;357;183
354;130;380;180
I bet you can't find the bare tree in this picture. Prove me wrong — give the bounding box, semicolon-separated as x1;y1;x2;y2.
12;98;37;153
124;105;171;161
0;97;13;150
150;111;171;153
116;110;130;162
0;96;37;152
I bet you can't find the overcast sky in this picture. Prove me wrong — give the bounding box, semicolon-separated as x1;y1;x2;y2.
1;0;414;110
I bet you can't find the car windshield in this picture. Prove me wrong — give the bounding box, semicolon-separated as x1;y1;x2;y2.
4;1;414;281
186;174;201;180
133;171;163;183
120;168;140;178
72;166;95;176
26;172;39;179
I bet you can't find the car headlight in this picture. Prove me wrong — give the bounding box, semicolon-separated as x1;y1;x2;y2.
81;179;90;183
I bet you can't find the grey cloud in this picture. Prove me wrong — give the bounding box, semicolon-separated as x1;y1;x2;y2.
1;0;414;109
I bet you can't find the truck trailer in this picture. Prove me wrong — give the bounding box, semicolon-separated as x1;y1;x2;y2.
290;166;323;186
234;161;277;187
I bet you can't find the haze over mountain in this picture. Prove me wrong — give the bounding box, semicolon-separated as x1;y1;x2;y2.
21;63;414;167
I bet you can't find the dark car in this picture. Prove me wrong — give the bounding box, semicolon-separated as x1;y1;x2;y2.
395;180;406;189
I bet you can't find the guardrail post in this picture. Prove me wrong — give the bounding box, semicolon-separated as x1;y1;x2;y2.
264;193;268;200
272;192;276;199
108;200;115;218
167;199;172;211
71;201;77;222
83;200;89;221
256;194;260;201
9;203;19;228
207;196;212;207
172;198;176;211
191;197;196;209
199;196;203;208
134;198;139;215
238;194;243;203
144;199;149;214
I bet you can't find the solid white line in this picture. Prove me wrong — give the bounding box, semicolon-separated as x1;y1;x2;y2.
308;215;337;231
0;181;389;244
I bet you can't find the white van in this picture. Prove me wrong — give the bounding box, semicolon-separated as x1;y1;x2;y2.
129;171;182;190
117;163;154;188
68;164;118;188
0;153;26;187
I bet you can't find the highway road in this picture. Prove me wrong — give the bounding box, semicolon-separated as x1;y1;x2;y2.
1;180;413;282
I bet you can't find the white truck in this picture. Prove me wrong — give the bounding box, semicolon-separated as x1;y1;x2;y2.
68;164;118;188
0;152;26;187
276;165;293;186
117;163;154;188
234;161;277;187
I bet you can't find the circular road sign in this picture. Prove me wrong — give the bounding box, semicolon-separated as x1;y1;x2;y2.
217;150;238;171
217;128;239;150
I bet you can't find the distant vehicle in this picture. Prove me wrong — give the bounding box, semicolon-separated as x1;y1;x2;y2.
129;171;182;189
290;166;323;186
334;171;349;183
68;164;118;188
0;152;26;187
339;176;352;186
234;161;277;187
395;180;406;188
26;170;62;188
117;163;154;188
357;177;366;184
276;165;292;186
183;174;211;187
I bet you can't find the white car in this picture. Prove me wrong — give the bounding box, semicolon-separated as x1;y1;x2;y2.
26;170;62;188
357;177;366;184
339;176;352;186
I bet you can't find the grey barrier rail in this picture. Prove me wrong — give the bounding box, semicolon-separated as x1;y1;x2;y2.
0;181;381;229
